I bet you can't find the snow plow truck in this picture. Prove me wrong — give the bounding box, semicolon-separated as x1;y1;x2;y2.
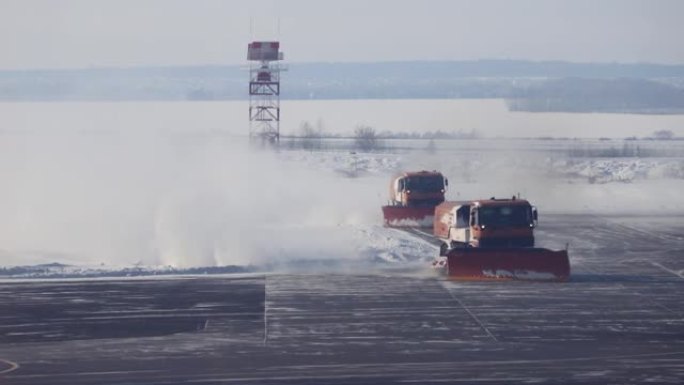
382;171;448;227
433;197;570;281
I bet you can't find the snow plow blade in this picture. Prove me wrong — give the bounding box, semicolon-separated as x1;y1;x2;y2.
445;247;570;281
382;206;435;228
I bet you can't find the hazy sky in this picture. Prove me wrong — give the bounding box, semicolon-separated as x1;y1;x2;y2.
1;0;683;70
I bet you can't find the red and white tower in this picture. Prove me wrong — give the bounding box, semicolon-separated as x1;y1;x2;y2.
247;41;284;143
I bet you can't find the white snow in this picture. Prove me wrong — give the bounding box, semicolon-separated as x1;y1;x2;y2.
481;270;559;281
1;101;683;275
383;217;435;228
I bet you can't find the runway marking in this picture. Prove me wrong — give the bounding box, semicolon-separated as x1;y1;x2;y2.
616;282;682;316
11;351;684;381
578;259;682;316
264;350;684;368
620;258;684;280
12;369;163;379
587;214;684;244
394;227;441;248
0;358;19;375
650;262;684;279
177;351;684;383
443;288;499;342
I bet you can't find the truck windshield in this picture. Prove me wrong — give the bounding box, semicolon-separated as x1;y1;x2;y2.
405;176;444;192
478;205;532;227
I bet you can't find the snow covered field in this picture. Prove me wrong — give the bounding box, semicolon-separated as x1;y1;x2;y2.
3;99;684;138
1;100;683;275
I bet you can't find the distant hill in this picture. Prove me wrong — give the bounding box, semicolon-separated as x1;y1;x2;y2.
507;77;684;114
1;60;684;113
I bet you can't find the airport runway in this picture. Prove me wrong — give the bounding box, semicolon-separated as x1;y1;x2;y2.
1;214;683;384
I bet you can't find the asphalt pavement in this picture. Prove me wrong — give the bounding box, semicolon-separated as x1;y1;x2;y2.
1;214;683;384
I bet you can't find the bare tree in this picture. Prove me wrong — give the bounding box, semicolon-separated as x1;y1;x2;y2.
653;129;675;140
298;120;323;150
353;124;378;152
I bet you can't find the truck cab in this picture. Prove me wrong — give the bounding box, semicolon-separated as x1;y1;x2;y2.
390;171;447;208
434;197;538;254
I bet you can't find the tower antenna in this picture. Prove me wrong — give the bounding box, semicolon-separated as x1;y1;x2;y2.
247;39;284;144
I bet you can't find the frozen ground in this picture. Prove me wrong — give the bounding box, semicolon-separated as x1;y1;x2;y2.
1;101;683;274
1;101;683;384
2;135;684;275
3;100;684;138
1;214;683;384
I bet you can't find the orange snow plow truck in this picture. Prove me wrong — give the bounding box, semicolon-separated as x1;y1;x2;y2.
382;171;448;227
433;197;570;281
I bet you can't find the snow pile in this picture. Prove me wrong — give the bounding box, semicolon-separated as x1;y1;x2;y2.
280;150;401;177
0;263;251;279
546;158;684;184
2;134;684;276
648;161;684;179
278;148;684;216
353;226;437;265
0;224;438;278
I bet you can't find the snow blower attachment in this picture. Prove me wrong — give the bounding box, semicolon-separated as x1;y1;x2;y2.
382;171;447;228
433;198;570;281
444;247;570;281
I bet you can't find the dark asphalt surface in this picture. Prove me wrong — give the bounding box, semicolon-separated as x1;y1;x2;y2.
1;214;683;384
